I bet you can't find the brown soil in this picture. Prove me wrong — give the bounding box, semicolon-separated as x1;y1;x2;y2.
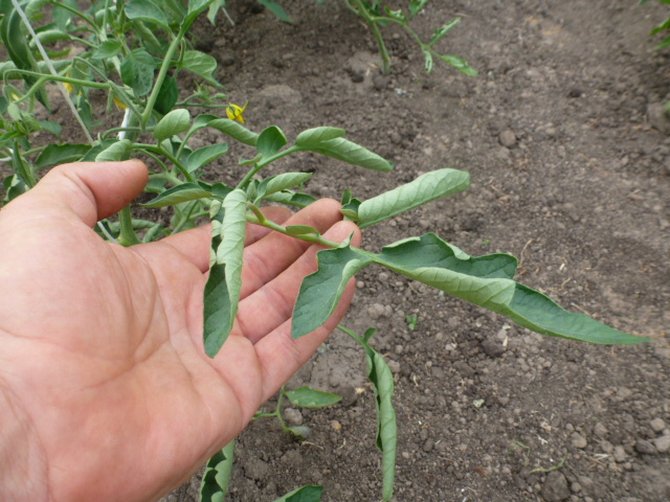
161;1;670;501
17;0;670;501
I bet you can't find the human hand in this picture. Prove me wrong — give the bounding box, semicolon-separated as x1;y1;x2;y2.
0;161;360;501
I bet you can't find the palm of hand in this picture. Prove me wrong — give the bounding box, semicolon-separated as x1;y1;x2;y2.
0;161;358;501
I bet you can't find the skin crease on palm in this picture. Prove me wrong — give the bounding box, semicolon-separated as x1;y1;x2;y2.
0;160;361;501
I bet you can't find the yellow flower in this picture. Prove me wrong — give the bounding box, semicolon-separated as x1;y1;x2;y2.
63;82;74;94
226;101;248;124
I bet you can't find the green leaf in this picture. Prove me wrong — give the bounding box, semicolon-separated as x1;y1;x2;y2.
377;233;646;345
35;144;90;170
125;0;169;29
208;118;259;146
181;50;219;86
200;441;234;502
285;387;342;408
204;189;247;357
292;245;372;339
295;126;346;148
409;0;429;17
154;108;191;141
189;0;214;13
357;168;470;228
340;326;397;502
259;0;292;23
429;18;460;46
186;143;229;172
437;54;478;76
265;190;316;208
422;49;434;73
285;225;319;236
95;139;131;161
308;137;393;172
120;48;156;96
90;40;122;60
142;183;210;208
155;75;178;115
257;125;287;159
258;172;312;199
273;485;323;502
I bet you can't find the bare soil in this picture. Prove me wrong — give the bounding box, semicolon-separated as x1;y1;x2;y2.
40;0;670;501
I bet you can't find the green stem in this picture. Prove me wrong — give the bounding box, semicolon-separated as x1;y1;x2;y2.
49;0;97;29
246;210;342;249
133;143;195;182
348;0;391;73
140;27;185;127
171;201;198;234
118;206;140;246
236;146;301;190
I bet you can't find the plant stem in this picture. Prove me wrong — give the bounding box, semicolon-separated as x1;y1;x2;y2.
236;146;301;190
11;0;94;143
118;206;140;246
246;211;341;249
348;0;392;73
140;27;185;127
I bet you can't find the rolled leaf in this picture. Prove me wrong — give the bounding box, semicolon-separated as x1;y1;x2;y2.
307;137;393;172
285;387;342;409
357;168;470;228
200;441;234;502
208;118;259;146
204;189;247;357
295;127;346;148
376;233;646;345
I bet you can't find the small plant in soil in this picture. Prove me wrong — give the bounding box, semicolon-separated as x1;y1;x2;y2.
254;0;477;75
0;1;648;501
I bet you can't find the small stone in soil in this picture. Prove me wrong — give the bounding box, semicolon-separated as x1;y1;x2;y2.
650;417;666;433
541;471;571;502
283;407;303;426
634;439;657;455
499;129;517;148
571;432;587;449
613;445;626;463
654;434;670;453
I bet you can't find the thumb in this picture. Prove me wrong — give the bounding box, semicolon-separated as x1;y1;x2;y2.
12;161;148;227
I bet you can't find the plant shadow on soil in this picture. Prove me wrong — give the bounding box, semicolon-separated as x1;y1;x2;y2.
12;0;667;501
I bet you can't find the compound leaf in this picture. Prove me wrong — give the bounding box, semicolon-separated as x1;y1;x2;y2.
204;189;247;357
285;387;342;409
376;233;646;345
292;245;372;339
357;168;469;228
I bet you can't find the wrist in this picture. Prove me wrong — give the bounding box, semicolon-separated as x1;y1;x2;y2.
0;383;49;500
